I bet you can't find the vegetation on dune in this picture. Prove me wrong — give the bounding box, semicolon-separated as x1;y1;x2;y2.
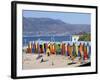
78;33;91;41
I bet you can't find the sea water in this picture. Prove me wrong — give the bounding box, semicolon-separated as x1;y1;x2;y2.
23;36;91;46
23;36;72;46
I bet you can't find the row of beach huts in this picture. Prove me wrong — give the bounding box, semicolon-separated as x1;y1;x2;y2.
23;41;91;60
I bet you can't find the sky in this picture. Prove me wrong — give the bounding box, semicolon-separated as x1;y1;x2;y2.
23;10;91;25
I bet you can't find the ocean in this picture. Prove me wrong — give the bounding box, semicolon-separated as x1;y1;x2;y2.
23;36;91;46
23;36;72;46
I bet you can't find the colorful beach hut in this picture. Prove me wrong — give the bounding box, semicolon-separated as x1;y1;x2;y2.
67;43;73;58
79;43;83;58
83;43;88;60
87;43;91;59
61;43;66;55
39;44;44;53
26;42;32;53
44;43;47;54
72;43;77;58
55;44;61;55
46;47;50;56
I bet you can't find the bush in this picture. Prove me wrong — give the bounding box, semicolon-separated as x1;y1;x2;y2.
78;33;91;41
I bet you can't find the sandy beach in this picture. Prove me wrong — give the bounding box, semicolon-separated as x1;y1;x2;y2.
22;53;90;70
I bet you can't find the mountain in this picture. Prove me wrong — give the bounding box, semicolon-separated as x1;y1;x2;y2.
23;17;90;36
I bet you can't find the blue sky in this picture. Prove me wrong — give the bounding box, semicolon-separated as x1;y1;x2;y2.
23;10;91;25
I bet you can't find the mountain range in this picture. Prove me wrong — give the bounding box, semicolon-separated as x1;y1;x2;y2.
23;17;90;36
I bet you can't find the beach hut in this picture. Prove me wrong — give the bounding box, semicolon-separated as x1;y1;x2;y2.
44;43;47;54
32;42;35;53
89;45;91;59
75;43;78;56
36;42;39;53
26;48;31;53
61;43;66;55
49;43;55;54
79;43;83;58
50;43;53;54
83;43;88;60
65;44;69;56
67;43;73;59
54;43;56;54
78;46;81;57
55;44;61;55
87;43;91;59
48;42;56;54
46;47;50;56
87;43;89;55
72;43;77;58
67;43;70;57
42;42;44;53
33;42;36;53
39;44;44;53
70;45;74;59
33;42;35;53
26;42;32;53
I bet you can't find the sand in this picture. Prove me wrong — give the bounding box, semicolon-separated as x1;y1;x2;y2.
22;53;90;70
